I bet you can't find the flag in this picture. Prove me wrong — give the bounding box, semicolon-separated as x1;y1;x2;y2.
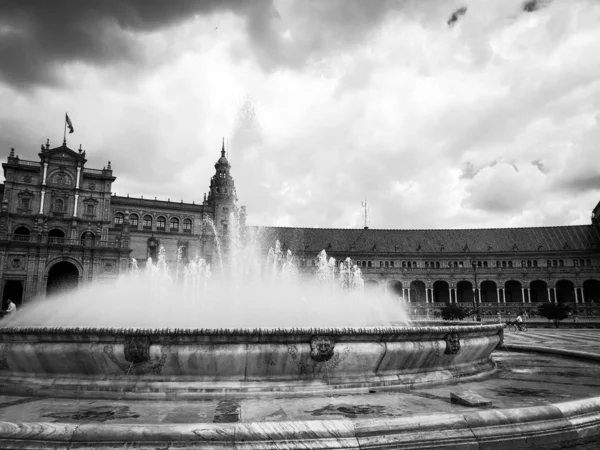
66;114;74;134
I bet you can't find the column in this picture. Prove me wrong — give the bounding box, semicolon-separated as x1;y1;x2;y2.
502;288;506;303
547;287;552;303
75;165;81;189
73;194;79;217
526;287;531;303
407;288;411;303
39;190;45;214
551;288;556;303
521;287;525;303
574;288;579;304
581;288;586;303
477;288;482;303
425;288;430;303
449;288;454;304
42;162;48;184
497;287;501;303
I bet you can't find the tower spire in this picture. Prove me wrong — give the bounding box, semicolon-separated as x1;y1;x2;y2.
221;137;225;157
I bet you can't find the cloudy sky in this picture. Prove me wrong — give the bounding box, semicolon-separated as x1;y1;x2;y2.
1;0;599;230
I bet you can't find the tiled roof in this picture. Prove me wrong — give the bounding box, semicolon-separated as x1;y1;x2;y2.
249;225;600;255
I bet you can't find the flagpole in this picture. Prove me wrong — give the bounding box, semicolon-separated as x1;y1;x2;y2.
63;113;67;145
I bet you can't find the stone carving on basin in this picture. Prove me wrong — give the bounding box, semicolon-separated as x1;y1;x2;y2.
0;324;504;397
309;335;335;362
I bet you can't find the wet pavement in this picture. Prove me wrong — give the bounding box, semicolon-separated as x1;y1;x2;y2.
0;329;598;425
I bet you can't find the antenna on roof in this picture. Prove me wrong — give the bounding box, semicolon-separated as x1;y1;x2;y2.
362;200;369;230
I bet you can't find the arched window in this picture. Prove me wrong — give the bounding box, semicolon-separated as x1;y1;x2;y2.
533;260;538;267
143;215;152;230
156;216;166;231
483;261;488;268
559;260;564;267
48;229;65;244
129;214;139;229
380;261;384;268
13;226;30;241
362;261;366;268
508;261;513;268
435;262;440;269
183;218;192;233
114;212;124;227
367;261;372;268
502;261;507;268
170;217;179;232
407;261;412;268
54;198;64;213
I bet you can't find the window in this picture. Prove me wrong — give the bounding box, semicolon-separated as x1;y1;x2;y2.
435;262;440;269
114;212;124;226
143;215;152;230
533;260;538;267
86;204;95;216
380;261;384;267
527;260;532;267
403;261;407;268
362;261;366;268
183;219;192;233
20;197;31;210
559;260;564;267
547;260;552;267
129;214;139;229
483;261;488;268
407;261;412;268
496;261;501;268
521;261;526;267
574;259;579;267
586;259;592;267
502;261;507;268
425;262;429;268
508;261;513;268
54;198;64;212
157;216;166;231
390;261;394;268
477;261;482;267
170;217;179;232
367;261;372;268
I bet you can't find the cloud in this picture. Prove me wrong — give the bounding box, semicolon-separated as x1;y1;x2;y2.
0;0;277;89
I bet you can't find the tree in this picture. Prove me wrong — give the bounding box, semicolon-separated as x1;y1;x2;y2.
441;304;467;321
538;303;571;328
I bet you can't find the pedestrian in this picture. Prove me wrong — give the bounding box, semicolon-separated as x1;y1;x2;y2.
6;299;16;313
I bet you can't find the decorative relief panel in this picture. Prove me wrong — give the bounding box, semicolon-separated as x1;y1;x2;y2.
7;254;26;271
50;172;73;186
444;332;461;355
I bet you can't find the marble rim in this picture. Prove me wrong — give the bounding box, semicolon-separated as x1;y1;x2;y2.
0;323;505;336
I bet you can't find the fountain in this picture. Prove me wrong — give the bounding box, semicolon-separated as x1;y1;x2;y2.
0;215;503;399
1;215;598;449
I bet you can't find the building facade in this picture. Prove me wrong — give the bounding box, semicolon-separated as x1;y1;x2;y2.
1;138;599;317
0;139;239;308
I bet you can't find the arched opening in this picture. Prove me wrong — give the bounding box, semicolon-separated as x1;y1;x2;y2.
157;216;166;231
48;228;65;244
410;280;426;302
433;280;450;303
556;279;575;303
504;280;523;303
388;281;403;299
143;215;153;230
129;214;139;229
529;280;549;303
456;280;474;303
46;261;79;297
183;218;192;233
480;280;498;302
170;217;179;232
13;226;30;241
583;280;600;303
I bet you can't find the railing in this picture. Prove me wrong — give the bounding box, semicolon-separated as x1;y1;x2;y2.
52;211;65;218
16;208;33;215
1;234;127;249
83;168;107;175
352;265;594;273
16;159;40;167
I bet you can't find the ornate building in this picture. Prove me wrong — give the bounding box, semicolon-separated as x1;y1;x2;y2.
0;139;239;308
1;137;599;317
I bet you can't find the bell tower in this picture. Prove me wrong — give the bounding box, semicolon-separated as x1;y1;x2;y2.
206;139;237;238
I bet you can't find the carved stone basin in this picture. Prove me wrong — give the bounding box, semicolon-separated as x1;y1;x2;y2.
0;324;504;398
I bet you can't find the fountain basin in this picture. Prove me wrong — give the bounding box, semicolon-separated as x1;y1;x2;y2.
0;324;504;398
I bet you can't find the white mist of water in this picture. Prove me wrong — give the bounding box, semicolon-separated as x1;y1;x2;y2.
2;215;409;329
